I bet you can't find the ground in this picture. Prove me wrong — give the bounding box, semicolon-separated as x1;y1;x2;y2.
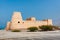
0;30;60;40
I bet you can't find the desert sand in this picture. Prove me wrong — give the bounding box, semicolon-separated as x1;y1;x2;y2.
0;30;60;40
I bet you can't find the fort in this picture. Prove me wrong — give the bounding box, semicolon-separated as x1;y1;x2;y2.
5;12;53;30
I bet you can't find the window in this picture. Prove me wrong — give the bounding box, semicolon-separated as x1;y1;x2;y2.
23;22;24;23
18;21;20;23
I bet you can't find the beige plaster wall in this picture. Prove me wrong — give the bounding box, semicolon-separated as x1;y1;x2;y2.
5;22;11;30
6;12;53;30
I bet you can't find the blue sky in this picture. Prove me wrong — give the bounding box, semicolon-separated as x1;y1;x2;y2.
0;0;60;28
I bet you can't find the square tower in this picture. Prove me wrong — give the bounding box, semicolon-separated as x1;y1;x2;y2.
11;12;23;30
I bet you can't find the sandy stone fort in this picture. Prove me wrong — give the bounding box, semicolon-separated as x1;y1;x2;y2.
5;12;53;30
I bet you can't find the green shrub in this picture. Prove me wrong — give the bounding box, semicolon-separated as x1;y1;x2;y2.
11;29;21;32
51;26;60;30
39;25;53;31
27;27;38;32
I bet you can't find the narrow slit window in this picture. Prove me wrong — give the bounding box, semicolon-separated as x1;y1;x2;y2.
23;22;24;23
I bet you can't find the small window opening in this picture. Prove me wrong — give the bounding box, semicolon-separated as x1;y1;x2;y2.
18;21;20;23
23;22;24;23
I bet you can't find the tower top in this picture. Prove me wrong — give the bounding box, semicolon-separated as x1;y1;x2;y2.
13;12;22;17
11;12;23;22
13;12;21;14
13;12;21;16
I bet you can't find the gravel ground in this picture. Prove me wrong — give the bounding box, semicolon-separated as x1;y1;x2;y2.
0;30;60;40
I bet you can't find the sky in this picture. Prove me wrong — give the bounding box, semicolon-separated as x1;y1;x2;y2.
0;0;60;29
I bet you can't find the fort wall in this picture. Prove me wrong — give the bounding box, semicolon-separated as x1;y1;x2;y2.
5;12;53;30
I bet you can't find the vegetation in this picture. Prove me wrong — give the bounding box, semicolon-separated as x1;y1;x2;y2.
39;25;53;31
11;26;60;32
11;29;21;32
51;26;60;30
27;27;38;32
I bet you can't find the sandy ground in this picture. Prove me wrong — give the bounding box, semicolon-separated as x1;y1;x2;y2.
0;30;60;40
